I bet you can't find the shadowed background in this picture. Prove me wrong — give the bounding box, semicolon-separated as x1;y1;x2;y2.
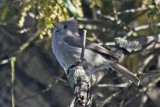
0;0;160;107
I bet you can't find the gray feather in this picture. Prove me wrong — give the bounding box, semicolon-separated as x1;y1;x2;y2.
110;62;140;86
64;36;118;61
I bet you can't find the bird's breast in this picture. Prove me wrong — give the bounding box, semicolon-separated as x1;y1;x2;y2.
52;38;109;71
52;39;81;70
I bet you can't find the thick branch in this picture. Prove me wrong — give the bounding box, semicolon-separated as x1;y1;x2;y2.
111;35;160;61
68;30;92;107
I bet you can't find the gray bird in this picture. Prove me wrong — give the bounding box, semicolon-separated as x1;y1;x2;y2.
51;18;140;86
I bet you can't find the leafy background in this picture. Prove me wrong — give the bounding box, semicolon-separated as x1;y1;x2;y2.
0;0;160;107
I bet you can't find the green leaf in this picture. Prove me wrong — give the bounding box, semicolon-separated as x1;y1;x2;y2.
62;0;78;17
1;7;8;21
46;23;54;28
1;7;17;22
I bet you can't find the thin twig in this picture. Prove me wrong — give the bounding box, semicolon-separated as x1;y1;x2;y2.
112;0;119;23
119;85;132;107
139;72;160;78
81;29;87;61
137;54;155;74
123;92;140;107
0;57;15;65
99;8;150;38
125;23;160;38
123;9;151;38
0;28;42;65
10;57;16;107
99;89;123;107
104;42;115;46
98;13;131;30
18;74;65;103
123;77;160;107
148;15;160;44
149;14;157;37
135;23;160;31
52;75;66;83
0;26;21;43
18;93;40;103
96;83;129;88
110;5;155;16
92;33;103;45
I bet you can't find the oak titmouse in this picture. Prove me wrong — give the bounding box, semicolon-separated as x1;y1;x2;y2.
51;18;140;86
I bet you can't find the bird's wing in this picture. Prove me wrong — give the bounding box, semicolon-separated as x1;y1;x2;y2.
64;36;118;61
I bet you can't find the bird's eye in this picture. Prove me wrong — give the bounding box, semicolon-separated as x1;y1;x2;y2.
64;25;67;29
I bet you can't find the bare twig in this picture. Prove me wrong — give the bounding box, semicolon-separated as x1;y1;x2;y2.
137;54;155;74
0;28;42;65
52;75;66;83
110;5;155;16
18;93;40;103
98;7;150;38
16;29;41;55
112;0;119;24
96;83;129;88
148;15;160;44
98;4;152;39
98;4;155;21
124;77;160;107
99;90;123;107
92;33;103;45
0;26;21;43
81;30;87;61
126;22;160;37
11;57;16;107
139;72;160;78
137;23;160;31
123;92;140;107
144;35;160;50
119;85;132;107
98;12;131;30
18;74;65;103
148;15;157;37
140;77;160;92
104;42;115;46
0;57;15;65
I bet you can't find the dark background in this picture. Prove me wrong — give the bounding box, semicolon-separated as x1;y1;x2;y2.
0;0;160;107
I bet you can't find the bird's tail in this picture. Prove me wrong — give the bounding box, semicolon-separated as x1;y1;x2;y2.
110;62;140;86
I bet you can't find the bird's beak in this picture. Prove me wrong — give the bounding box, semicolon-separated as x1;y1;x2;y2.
53;23;58;28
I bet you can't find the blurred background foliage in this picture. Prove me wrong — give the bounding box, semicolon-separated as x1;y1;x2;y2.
0;0;83;38
0;0;160;107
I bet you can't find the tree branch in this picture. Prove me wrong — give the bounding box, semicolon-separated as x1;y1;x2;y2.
96;83;129;88
81;30;87;61
0;28;42;65
110;35;160;62
68;30;92;107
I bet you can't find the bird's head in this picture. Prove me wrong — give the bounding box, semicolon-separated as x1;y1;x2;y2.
53;17;79;38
